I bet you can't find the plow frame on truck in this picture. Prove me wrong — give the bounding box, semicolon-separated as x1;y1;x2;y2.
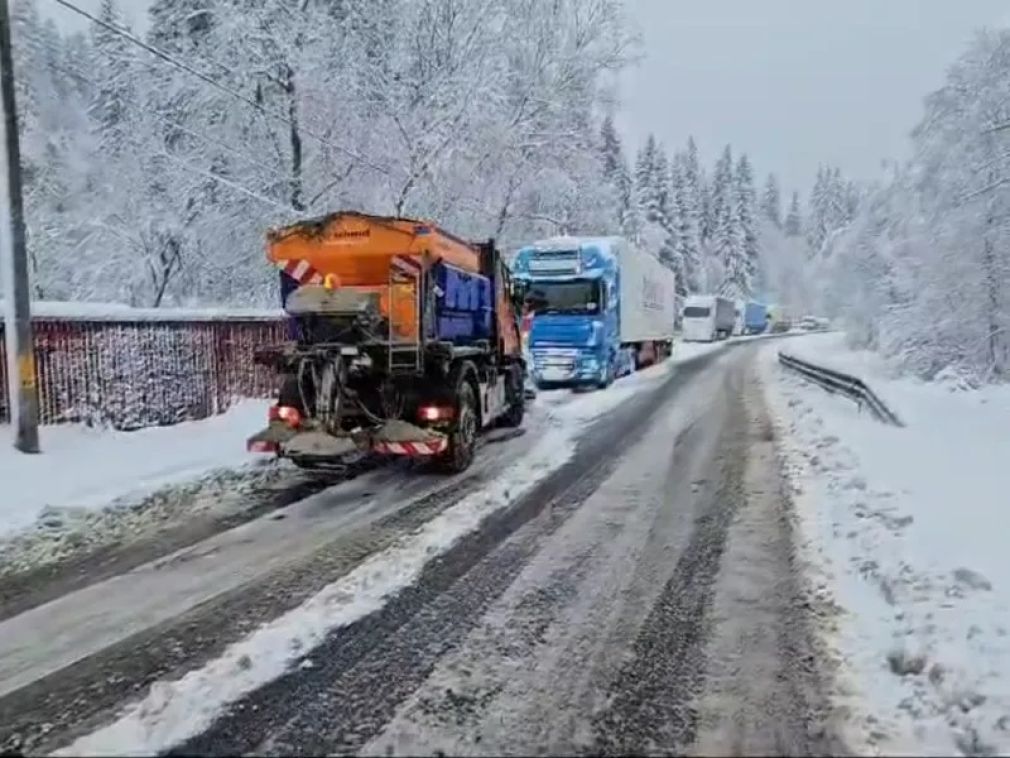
247;212;526;474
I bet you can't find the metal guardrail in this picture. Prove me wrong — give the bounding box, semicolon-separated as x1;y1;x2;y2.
778;351;904;427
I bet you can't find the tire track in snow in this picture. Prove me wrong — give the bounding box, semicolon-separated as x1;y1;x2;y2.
589;364;749;756
167;352;724;757
358;392;719;758
0;449;518;757
0;460;379;622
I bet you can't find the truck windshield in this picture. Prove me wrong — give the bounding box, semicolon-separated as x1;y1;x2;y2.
683;306;711;318
529;280;601;315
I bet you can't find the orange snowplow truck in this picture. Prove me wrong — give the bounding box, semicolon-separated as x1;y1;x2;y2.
248;211;525;474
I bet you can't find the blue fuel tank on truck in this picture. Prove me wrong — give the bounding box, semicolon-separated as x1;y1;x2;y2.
511;236;677;389
429;260;493;343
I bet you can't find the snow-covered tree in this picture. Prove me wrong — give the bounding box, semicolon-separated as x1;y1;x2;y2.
676;138;703;290
761;173;781;228
668;156;694;295
651;149;680;273
784;190;802;236
844;180;861;223
13;0;637;306
599;114;633;231
633;134;661;225
806;165;829;254
806;163;856;257
630;135;679;269
821;28;1010;382
710;145;740;293
734;153;759;295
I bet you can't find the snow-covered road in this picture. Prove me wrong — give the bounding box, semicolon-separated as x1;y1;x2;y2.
0;338;840;757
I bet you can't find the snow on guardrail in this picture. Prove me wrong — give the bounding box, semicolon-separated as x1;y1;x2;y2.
777;350;904;427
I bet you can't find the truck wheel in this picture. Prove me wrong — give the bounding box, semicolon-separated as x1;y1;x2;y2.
499;367;525;428
596;360;614;390
436;381;478;473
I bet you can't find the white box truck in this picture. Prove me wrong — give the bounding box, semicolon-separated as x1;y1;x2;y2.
682;294;736;342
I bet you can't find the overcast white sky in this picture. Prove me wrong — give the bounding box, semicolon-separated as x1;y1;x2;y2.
616;0;1010;195
45;0;1010;197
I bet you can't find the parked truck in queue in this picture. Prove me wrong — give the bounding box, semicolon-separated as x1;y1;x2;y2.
246;211;526;474
681;294;737;342
510;236;677;390
743;301;769;335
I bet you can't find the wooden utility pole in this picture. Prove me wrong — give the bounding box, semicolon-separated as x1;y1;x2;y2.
0;0;39;453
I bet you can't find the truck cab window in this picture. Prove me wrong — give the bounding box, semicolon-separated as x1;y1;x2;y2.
535;280;601;315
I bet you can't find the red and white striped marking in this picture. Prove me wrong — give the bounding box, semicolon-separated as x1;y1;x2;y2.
277;259;323;285
373;438;448;456
391;254;422;280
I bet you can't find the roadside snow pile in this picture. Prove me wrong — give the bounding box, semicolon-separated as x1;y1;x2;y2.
0;400;274;542
762;333;1010;757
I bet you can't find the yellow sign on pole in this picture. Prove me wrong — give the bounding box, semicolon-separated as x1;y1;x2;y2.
17;352;35;388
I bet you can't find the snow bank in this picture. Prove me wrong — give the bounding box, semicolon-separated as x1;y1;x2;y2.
0;400;273;540
56;339;690;756
0;299;283;322
762;334;1010;756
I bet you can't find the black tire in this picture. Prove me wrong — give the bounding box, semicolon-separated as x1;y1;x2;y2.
499;366;525;428
435;380;478;474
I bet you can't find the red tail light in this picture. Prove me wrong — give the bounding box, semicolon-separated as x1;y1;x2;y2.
268;404;302;428
418;405;454;422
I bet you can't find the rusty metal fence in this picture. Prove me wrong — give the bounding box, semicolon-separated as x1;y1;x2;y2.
0;313;286;430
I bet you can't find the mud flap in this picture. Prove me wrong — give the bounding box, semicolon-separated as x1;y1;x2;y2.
282;431;361;459
246;421;298;453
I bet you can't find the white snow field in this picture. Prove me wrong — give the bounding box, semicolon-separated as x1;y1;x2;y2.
762;333;1010;757
56;343;714;757
0;399;273;539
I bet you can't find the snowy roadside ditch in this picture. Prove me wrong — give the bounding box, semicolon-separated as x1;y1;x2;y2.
760;334;1010;757
55;345;695;757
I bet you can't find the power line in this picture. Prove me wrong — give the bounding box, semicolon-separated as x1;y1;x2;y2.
49;0;392;177
48;58;299;212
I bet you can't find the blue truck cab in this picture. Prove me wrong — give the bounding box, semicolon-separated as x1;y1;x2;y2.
511;238;630;389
